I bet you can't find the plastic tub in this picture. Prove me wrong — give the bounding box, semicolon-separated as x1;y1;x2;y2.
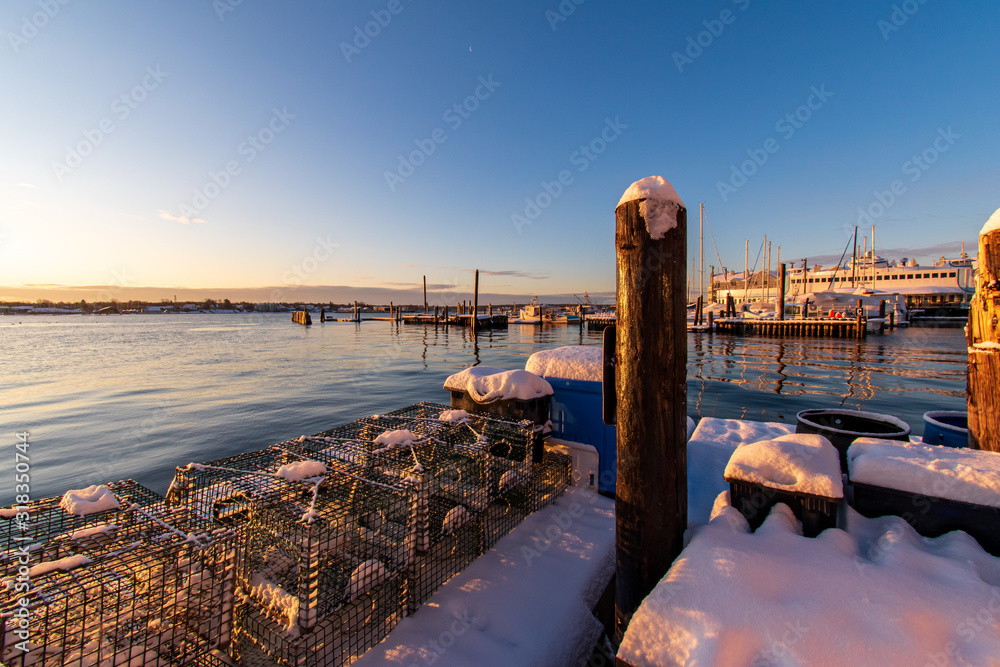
922;411;968;448
795;409;910;473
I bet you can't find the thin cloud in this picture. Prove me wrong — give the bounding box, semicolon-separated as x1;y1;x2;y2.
440;266;549;280
158;210;206;225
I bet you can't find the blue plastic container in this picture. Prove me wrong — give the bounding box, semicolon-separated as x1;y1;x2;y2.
922;411;968;448
545;377;618;494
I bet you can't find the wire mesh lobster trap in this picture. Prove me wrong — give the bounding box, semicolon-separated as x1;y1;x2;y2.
161;401;573;666
167;445;418;666
0;480;236;667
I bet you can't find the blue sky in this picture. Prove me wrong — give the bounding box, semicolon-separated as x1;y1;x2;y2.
1;0;997;302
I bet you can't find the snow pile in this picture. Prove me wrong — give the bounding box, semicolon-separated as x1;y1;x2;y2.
617;175;685;240
373;429;419;454
439;409;470;423
444;367;553;403
980;206;1000;235
618;498;1000;667
59;485;120;516
525;346;603;382
347;559;391;601
354;488;615;667
848;437;1000;508
67;523;117;541
724;433;843;499
275;460;327;482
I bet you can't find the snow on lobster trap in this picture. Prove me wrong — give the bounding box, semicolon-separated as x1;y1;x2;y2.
0;480;236;667
167;445;418;666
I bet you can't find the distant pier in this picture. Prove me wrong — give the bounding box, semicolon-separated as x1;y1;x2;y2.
714;317;868;339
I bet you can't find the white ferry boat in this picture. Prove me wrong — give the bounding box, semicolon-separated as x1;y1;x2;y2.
787;252;975;317
714;250;975;318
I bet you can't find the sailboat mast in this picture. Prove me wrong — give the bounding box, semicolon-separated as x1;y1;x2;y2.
775;245;780;305
744;240;749;305
700;203;705;304
871;224;876;288
851;226;858;287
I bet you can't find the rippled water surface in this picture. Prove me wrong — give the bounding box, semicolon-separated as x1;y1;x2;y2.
1;313;966;498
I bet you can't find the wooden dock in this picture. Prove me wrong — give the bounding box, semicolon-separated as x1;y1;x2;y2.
585;314;617;329
400;313;508;329
714;317;867;338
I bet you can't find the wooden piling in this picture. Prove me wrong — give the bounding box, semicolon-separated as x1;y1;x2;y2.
856;299;863;340
614;185;687;642
473;269;480;336
777;263;786;321
423;276;427;314
967;211;1000;451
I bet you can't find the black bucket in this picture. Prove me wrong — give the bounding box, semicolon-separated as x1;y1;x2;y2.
795;408;910;473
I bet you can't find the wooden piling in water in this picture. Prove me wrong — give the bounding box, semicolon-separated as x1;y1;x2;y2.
967;211;1000;451
856;299;863;340
614;182;687;642
778;263;786;321
473;269;479;337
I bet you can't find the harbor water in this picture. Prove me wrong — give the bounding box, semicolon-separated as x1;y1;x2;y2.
1;313;967;499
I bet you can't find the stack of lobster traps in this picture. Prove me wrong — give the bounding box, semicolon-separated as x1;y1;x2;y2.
0;480;236;666
0;402;570;666
166;401;571;666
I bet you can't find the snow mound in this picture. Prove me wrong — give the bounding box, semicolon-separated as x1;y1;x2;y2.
438;409;469;423
59;485;120;517
848;437;1000;508
980;206;1000;236
275;460;327;482
724;433;843;499
444;367;553;403
617;175;685;240
525;346;603;382
373;429;419;450
618;497;1000;667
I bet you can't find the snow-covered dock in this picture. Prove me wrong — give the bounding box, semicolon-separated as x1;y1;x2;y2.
354;487;615;667
617;417;1000;667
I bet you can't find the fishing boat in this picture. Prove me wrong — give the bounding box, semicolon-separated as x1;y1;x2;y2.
517;297;581;324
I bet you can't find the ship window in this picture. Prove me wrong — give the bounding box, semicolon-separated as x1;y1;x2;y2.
924;273;931;278
932;273;939;278
949;272;956;277
877;274;883;280
907;274;913;279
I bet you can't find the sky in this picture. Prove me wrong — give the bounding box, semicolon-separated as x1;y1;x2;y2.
1;1;997;304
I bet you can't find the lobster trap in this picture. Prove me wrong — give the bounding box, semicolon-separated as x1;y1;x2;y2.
161;402;573;666
0;480;236;667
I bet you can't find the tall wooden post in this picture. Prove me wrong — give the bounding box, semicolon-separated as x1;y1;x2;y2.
778;263;786;320
967;209;1000;451
614;179;687;642
423;276;427;314
472;269;480;336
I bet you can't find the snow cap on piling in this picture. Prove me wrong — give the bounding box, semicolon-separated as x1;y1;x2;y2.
617;175;684;240
980;207;1000;236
